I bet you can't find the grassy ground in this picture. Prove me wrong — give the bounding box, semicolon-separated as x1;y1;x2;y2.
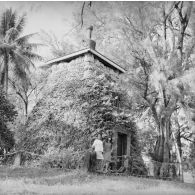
0;166;195;195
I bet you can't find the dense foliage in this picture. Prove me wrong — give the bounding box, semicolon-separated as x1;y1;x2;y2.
76;73;133;146
17;59;144;171
0;88;17;152
78;1;195;178
0;3;194;181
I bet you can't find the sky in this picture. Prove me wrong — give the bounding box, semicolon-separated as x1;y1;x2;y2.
0;1;82;59
0;1;80;36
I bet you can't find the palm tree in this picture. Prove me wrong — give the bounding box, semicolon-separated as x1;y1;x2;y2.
0;8;42;96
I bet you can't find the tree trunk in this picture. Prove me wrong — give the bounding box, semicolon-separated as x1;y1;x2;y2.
172;132;184;182
177;27;185;65
163;118;170;163
153;116;171;178
4;53;9;97
24;100;28;117
176;129;182;157
0;64;5;87
13;152;22;167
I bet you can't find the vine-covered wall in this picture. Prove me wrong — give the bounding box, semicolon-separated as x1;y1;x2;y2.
18;53;142;169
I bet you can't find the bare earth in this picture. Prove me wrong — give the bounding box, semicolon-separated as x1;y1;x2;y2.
0;167;194;195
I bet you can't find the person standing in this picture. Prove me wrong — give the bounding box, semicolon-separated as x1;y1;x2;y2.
103;137;112;173
92;133;104;171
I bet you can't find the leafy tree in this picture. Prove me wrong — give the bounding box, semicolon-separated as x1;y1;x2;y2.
171;111;194;158
78;1;195;178
122;2;194;178
0;88;17;153
138;118;158;155
0;8;42;96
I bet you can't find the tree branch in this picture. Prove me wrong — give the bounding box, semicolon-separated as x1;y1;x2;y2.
16;91;27;105
27;85;37;98
181;136;195;143
125;17;143;36
164;1;180;21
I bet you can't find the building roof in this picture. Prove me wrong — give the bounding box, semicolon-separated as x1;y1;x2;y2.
41;48;126;74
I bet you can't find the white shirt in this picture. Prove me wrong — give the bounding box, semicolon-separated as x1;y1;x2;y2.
92;139;103;152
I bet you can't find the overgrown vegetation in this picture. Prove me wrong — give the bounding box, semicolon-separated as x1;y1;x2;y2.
80;1;195;178
16;61;144;172
0;88;17;153
0;2;194;182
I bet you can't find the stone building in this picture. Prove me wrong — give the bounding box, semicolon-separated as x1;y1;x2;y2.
41;30;131;167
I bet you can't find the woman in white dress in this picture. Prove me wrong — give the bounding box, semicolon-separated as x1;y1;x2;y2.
92;134;104;171
103;137;112;173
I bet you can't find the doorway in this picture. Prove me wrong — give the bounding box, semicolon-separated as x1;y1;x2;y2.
117;132;127;168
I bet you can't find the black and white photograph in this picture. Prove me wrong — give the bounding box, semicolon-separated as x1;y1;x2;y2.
0;0;195;194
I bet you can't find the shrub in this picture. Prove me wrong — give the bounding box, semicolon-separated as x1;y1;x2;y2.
38;147;84;169
129;123;148;176
0;88;17;154
129;153;148;176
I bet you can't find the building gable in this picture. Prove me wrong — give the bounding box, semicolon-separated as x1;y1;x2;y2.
41;48;126;74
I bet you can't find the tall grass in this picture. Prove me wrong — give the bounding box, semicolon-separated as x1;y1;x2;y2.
0;166;194;195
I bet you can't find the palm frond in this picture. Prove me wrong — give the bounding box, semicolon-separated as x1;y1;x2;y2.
9;52;31;88
18;43;45;52
15;14;26;36
15;33;38;46
4;27;18;43
12;63;28;83
0;8;43;95
9;62;28;86
20;50;43;61
10;50;35;71
3;15;26;42
0;42;15;50
0;8;17;36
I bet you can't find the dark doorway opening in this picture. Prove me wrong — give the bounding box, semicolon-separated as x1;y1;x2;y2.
117;132;127;168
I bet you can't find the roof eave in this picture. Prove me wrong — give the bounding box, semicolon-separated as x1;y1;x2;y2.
40;48;126;73
89;49;126;73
